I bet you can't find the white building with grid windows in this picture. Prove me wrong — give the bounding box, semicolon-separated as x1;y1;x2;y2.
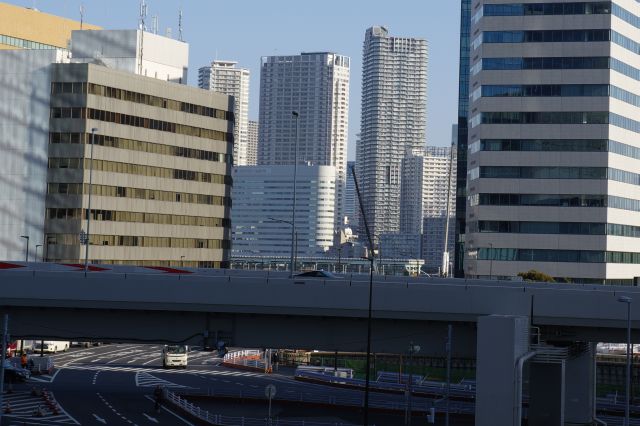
231;165;336;258
246;120;259;166
258;52;350;230
356;26;428;239
198;61;251;165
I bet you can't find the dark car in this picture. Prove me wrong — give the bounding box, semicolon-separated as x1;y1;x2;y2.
3;360;31;382
295;270;340;279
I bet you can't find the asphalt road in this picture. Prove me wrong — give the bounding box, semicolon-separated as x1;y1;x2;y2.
1;344;443;425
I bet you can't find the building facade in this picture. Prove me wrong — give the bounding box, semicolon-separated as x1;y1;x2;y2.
198;61;251;165
246;120;259;166
0;2;100;51
45;62;234;267
455;0;472;278
345;160;357;228
231;165;336;258
466;0;640;284
258;52;350;231
0;49;67;262
356;26;428;239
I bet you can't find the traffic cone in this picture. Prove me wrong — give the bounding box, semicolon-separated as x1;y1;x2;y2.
4;402;12;414
33;405;44;417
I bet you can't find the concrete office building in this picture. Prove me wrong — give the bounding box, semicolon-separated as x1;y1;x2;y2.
356;26;428;239
231;165;336;258
0;49;68;262
466;0;640;283
70;29;189;84
0;2;100;51
258;52;350;230
45;62;234;267
247;120;259;166
198;61;252;165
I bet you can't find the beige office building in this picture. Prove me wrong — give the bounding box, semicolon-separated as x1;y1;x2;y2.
0;2;100;51
45;63;234;267
466;0;640;284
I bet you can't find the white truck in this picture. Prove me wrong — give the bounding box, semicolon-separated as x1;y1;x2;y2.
162;345;188;369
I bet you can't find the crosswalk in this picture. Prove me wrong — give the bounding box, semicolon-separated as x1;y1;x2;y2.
59;363;265;378
2;391;79;424
135;372;193;389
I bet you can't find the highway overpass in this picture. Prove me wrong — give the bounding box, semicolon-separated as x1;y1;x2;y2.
0;262;638;426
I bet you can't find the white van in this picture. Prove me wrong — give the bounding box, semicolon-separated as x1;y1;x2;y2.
162;345;188;368
34;341;69;354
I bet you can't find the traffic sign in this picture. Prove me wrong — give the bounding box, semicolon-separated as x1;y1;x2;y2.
265;384;276;399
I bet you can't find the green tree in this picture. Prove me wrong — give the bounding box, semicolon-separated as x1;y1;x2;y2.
517;269;556;283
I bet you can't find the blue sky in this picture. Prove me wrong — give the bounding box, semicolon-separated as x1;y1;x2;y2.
18;0;461;159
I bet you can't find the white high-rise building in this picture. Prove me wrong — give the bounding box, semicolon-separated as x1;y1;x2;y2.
466;0;640;284
356;26;428;238
231;165;336;258
247;120;259;166
198;61;251;165
258;52;350;230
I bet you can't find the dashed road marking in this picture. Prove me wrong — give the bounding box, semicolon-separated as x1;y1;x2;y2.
96;392;138;426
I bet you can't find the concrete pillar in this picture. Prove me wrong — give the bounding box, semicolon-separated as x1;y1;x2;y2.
476;315;530;426
528;361;565;426
564;344;595;425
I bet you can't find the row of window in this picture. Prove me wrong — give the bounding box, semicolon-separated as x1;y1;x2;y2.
46;208;230;228
478;247;640;264
48;233;230;249
483;29;610;44
50;132;230;164
50;107;233;143
51;82;234;122
477;111;608;126
478;56;640;82
47;183;232;206
476;166;640;186
471;139;640;161
472;193;640;212
483;2;611;17
0;34;58;50
474;220;640;238
48;157;230;184
60;259;226;269
472;193;606;207
480;84;610;98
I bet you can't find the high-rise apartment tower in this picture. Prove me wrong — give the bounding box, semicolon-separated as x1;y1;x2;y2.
356;26;428;239
198;61;251;165
258;52;350;231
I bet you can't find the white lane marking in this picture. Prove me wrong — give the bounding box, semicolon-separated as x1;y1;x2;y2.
96;392;138;426
59;364;264;379
143;396;194;426
135;372;194;389
92;371;100;385
142;357;159;366
29;368;62;384
93;414;107;424
58;345;140;367
143;413;159;423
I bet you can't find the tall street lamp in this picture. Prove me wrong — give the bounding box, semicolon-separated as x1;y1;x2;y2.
619;295;632;426
20;235;29;263
290;111;300;278
84;128;98;273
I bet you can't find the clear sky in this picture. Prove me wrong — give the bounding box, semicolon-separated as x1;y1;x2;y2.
16;0;461;159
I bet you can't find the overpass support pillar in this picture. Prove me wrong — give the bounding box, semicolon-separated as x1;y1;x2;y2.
476;315;530;426
528;343;595;426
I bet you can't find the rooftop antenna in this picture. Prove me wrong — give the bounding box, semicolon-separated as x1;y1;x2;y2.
178;8;183;41
79;3;85;30
138;0;147;75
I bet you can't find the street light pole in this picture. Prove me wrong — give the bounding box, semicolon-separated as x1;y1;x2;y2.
619;295;632;426
290;111;299;278
20;235;29;263
84;128;98;273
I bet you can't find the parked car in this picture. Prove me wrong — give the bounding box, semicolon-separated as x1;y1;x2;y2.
3;359;31;382
34;341;69;354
